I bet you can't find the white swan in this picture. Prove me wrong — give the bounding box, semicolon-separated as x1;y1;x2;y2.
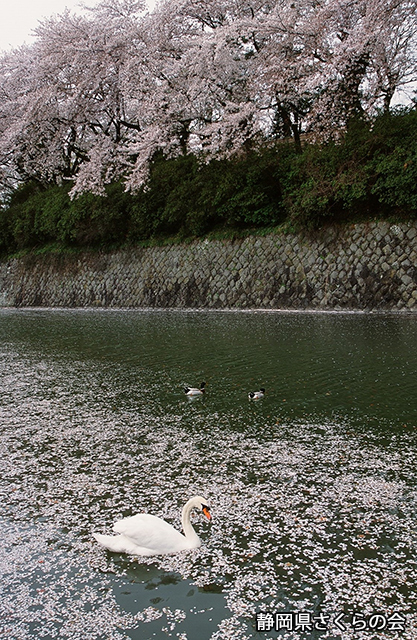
248;388;265;400
93;496;211;556
184;382;206;396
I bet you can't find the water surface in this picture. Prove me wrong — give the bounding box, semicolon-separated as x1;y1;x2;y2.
1;309;417;639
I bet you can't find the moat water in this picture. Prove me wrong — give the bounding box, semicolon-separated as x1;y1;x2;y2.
1;309;416;639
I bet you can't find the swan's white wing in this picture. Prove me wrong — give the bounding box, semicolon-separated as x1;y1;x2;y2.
93;532;144;554
113;513;189;552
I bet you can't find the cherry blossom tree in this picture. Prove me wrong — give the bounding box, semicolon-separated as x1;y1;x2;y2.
0;0;149;194
301;0;417;132
0;0;415;196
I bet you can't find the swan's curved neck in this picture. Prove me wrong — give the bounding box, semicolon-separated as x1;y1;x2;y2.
181;499;201;544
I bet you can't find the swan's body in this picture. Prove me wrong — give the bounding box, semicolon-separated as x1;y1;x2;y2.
248;388;265;400
184;382;206;396
93;496;211;556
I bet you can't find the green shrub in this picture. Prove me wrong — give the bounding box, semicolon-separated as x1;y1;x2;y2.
369;109;417;214
65;183;131;246
281;108;417;228
1;106;416;254
128;151;285;241
2;182;68;249
207;151;284;227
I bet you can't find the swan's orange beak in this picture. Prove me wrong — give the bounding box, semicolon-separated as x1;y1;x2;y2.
202;505;211;520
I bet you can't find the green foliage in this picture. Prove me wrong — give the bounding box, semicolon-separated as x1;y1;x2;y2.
129;154;217;239
205;151;284;226
1;182;70;250
369;109;417;212
0;181;133;253
1;106;416;255
280;108;417;228
280;134;373;228
129;151;284;241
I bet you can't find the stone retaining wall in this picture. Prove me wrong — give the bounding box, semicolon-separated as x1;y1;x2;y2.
1;221;417;310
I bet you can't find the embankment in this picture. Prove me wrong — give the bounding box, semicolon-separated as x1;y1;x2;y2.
1;221;416;311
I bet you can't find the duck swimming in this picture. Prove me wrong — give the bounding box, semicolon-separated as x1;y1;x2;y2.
248;388;265;399
184;382;206;396
93;496;211;556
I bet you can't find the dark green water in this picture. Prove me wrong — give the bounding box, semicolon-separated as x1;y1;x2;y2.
1;309;417;639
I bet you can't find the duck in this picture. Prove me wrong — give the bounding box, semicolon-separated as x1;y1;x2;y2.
248;388;265;400
184;382;206;396
93;496;211;556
